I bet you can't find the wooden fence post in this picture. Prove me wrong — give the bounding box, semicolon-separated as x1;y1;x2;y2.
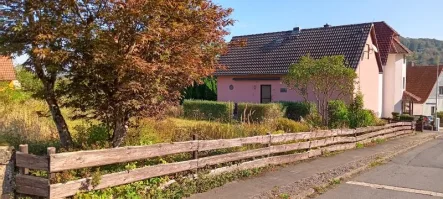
18;144;28;175
267;132;271;157
47;147;55;198
192;134;198;160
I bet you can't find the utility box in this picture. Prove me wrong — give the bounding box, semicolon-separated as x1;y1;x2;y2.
436;118;441;131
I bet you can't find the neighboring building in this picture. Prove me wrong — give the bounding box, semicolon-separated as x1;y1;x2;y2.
405;65;443;116
215;21;410;118
0;56;16;87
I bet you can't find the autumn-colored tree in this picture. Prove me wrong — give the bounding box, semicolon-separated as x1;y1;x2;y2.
58;1;233;147
0;0;90;148
283;55;357;125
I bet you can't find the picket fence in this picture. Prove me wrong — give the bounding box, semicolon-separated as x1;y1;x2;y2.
15;122;413;198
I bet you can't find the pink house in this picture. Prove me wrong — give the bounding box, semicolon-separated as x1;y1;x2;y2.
216;22;410;118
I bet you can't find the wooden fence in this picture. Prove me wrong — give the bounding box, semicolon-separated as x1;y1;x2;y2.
15;122;414;198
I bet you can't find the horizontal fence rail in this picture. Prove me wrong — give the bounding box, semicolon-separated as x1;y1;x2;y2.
14;122;414;198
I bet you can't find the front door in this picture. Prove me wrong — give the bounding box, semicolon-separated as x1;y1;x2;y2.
260;85;271;103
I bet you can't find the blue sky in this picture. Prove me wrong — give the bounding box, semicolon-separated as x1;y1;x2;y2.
13;0;443;65
214;0;443;41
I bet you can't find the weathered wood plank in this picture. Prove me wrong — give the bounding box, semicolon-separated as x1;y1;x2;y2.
198;147;269;167
15;174;49;197
198;139;243;151
16;152;49;171
50;159;199;198
270;141;311;153
271;132;313;143
322;143;356;152
50;141;198;172
310;136;356;148
268;152;310;165
208;158;270;176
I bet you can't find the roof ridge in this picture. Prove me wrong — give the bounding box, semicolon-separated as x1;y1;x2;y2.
231;22;374;39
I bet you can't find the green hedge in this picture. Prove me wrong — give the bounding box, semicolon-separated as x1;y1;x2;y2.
399;114;414;121
183;100;234;122
328;100;349;128
238;103;283;123
279;101;317;121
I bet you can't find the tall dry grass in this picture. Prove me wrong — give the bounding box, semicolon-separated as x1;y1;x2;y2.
0;99;61;153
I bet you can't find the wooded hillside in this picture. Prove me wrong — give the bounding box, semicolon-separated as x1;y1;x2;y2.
400;37;443;65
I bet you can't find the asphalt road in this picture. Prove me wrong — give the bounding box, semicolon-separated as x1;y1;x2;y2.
317;135;443;199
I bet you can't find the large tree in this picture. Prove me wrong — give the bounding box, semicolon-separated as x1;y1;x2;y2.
1;0;233;147
0;0;92;148
59;1;233;147
283;55;357;125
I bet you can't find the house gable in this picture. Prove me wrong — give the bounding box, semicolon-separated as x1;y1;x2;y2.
0;56;16;81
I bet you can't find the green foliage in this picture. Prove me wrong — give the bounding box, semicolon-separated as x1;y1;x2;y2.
349;92;376;128
237;103;283;123
328;100;349;128
275;118;310;133
392;112;400;120
356;142;364;149
73;124;111;148
399;114;414;121
283;55;357;124
15;67;43;96
400;37;443;65
0;85;31;103
183;100;234;122
280;101;317;121
75;167;268;199
183;77;217;101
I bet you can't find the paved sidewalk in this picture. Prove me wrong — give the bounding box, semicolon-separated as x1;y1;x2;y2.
189;132;438;199
317;135;443;199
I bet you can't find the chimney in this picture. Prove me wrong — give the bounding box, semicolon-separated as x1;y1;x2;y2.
292;27;300;34
407;61;415;67
324;23;331;28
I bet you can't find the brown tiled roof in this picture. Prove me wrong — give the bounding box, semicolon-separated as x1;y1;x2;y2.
373;22;410;66
0;56;15;81
406;66;443;104
390;38;412;54
216;23;374;75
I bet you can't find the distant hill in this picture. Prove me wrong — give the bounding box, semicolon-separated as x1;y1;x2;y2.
400;37;443;65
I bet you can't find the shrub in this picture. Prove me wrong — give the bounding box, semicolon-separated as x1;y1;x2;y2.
399;114;414;122
391;112;400;120
275;118;310;133
279;101;317;121
328;100;349;128
348;92;376;128
183;100;234;122
237;103;283;123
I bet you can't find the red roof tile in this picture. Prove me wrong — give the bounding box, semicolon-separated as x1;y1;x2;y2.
374;22;410;66
0;56;15;81
216;23;374;75
406;66;443;103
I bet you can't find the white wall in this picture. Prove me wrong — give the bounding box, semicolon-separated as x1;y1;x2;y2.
422;73;443;116
378;73;383;117
382;54;406;117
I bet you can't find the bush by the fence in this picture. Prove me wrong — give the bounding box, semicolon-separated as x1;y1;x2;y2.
399;114;414;122
392;112;400;120
275;118;310;133
238;103;283;123
183;100;233;122
280;101;317;121
328;100;349;128
350;109;376;128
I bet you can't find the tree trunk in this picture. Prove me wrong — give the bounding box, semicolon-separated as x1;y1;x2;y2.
45;89;73;148
112;114;129;147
